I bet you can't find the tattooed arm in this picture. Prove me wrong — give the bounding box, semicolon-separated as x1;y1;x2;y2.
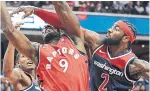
129;59;149;81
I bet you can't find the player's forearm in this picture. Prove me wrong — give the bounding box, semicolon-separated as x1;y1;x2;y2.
130;59;149;81
2;2;36;62
133;59;149;72
52;1;82;39
1;1;14;34
34;8;63;29
142;72;149;81
3;42;15;77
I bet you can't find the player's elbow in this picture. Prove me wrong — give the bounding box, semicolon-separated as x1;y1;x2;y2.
3;70;13;77
3;26;15;35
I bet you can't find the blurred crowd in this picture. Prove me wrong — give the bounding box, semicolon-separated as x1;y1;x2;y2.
134;78;149;91
6;1;150;15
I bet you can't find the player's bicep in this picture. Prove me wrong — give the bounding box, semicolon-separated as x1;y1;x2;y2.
84;29;102;44
84;29;103;50
5;69;22;84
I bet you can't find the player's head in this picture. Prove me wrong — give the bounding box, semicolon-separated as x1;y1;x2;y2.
15;53;36;70
42;25;65;44
104;20;136;48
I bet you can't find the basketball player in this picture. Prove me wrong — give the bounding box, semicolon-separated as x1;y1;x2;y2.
3;43;41;91
3;23;41;91
1;1;89;91
11;1;149;91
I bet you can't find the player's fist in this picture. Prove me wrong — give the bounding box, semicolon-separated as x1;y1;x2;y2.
10;6;37;19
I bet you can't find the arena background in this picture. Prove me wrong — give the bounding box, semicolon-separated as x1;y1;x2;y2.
1;1;149;91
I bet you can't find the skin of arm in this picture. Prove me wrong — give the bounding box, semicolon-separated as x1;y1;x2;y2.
3;42;15;77
35;8;102;47
1;77;11;91
129;59;149;81
35;7;102;49
1;1;37;61
10;6;102;49
52;1;84;41
83;28;103;51
2;42;24;89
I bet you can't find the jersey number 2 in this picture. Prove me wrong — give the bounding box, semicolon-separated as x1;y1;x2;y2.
98;73;109;91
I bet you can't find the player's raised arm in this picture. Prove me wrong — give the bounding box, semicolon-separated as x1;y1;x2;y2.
3;42;15;77
52;1;84;42
1;1;37;61
2;42;23;85
129;59;149;81
10;5;102;46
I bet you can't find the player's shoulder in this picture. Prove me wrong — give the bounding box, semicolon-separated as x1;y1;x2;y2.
31;42;40;46
63;35;87;54
62;35;79;45
13;68;24;75
9;68;24;81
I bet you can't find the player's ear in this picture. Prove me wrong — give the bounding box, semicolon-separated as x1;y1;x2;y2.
122;36;130;43
16;62;20;67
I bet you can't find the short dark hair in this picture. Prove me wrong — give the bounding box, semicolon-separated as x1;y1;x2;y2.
15;53;21;65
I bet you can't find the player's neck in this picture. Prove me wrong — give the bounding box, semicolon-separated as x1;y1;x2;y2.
48;40;59;46
109;44;128;56
24;69;35;77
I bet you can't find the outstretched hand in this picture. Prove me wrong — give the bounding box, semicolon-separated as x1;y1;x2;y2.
10;6;36;19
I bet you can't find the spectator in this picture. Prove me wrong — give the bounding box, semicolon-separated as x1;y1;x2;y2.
134;78;146;91
112;1;127;13
123;1;134;14
32;1;41;7
86;1;91;8
135;82;145;91
42;1;54;10
145;2;150;15
6;1;22;7
67;1;75;10
95;2;106;13
134;1;145;15
5;1;149;15
21;1;31;6
88;2;96;12
102;1;113;13
78;2;88;12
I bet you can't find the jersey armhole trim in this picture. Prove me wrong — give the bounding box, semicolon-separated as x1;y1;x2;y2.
21;82;33;91
124;57;136;83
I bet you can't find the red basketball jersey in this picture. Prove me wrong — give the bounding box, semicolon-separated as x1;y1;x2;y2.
36;36;89;91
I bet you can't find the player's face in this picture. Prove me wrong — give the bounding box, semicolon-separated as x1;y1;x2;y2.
42;25;60;43
42;25;57;38
104;24;125;45
18;54;35;70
